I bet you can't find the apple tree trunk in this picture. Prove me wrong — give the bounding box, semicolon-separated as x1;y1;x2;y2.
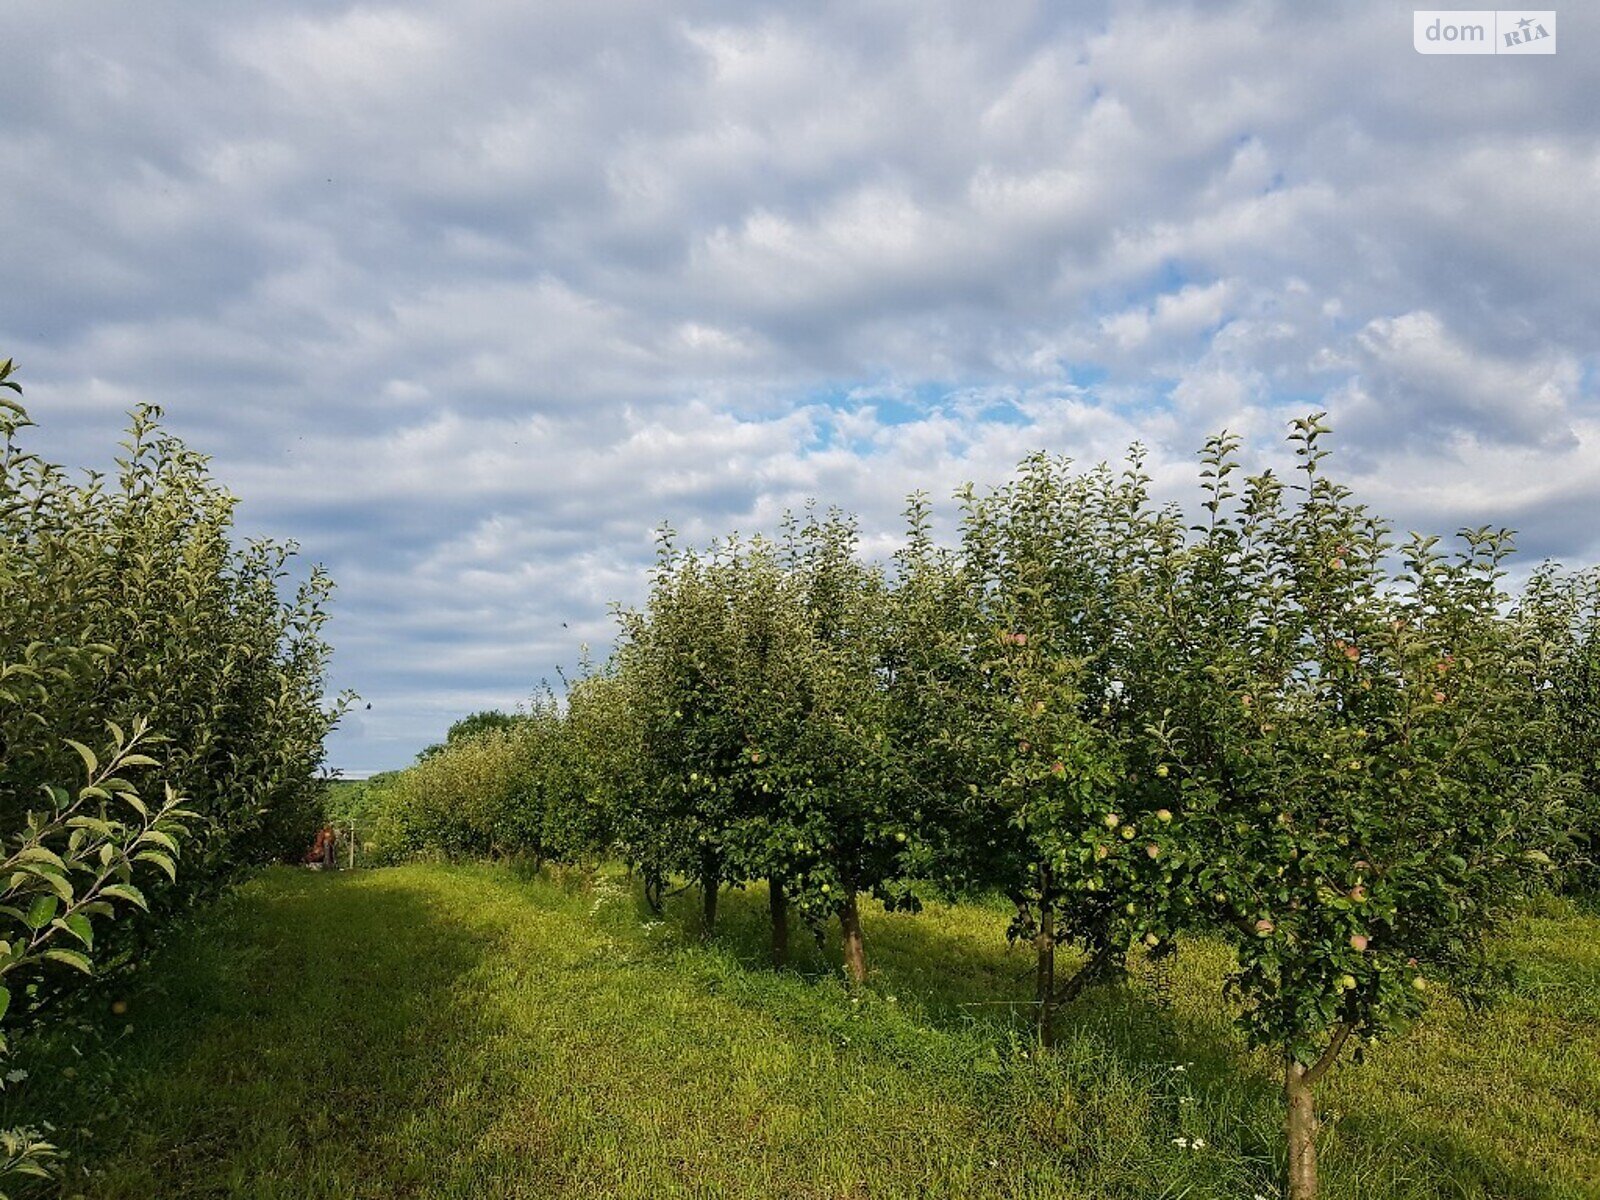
1285;1058;1319;1200
699;849;719;940
769;875;789;967
1035;869;1056;1050
839;889;867;986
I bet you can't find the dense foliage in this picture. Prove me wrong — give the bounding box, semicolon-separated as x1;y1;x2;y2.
1146;422;1565;1193
416;708;525;762
0;360;347;1192
940;454;1192;1044
368;413;1592;1200
1515;563;1600;891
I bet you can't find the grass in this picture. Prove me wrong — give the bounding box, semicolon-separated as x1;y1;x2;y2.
11;863;1598;1199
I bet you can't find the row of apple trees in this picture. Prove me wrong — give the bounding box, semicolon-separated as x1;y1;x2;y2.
0;360;348;1190
375;414;1595;1200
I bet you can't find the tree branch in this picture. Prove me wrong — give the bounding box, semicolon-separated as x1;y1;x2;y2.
1050;942;1116;1007
1303;1019;1354;1088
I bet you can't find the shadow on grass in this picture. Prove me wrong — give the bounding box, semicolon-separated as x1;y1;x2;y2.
1327;1111;1584;1200
12;864;1589;1200
638;876;1033;1020
11;866;504;1200
628;873;1593;1200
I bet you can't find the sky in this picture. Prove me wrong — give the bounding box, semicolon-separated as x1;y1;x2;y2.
3;1;1597;774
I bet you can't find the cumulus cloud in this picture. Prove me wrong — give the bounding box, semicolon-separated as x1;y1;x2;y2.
1337;310;1581;450
1;0;1596;770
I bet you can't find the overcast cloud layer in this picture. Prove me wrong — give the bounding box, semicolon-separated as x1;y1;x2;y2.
4;0;1597;772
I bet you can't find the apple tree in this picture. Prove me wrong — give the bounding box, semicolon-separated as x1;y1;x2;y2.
700;533;819;966
754;508;910;985
935;453;1194;1045
612;531;751;935
1513;563;1600;891
546;670;637;869
1157;418;1562;1200
597;528;812;958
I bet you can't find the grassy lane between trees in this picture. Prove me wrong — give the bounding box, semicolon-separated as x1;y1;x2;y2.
11;864;1598;1200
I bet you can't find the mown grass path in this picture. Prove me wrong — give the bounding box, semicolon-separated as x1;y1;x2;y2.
19;865;1600;1199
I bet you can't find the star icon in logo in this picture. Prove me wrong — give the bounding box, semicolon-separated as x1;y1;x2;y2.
1517;16;1533;29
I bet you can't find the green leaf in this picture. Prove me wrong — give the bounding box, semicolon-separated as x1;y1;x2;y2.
99;883;148;911
63;738;99;777
65;816;117;838
24;895;58;930
25;867;74;904
0;986;10;1022
61;913;93;949
133;852;176;883
41;948;92;975
138;828;180;854
8;847;65;872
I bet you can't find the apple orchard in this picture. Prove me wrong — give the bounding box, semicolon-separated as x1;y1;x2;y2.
367;414;1598;1200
